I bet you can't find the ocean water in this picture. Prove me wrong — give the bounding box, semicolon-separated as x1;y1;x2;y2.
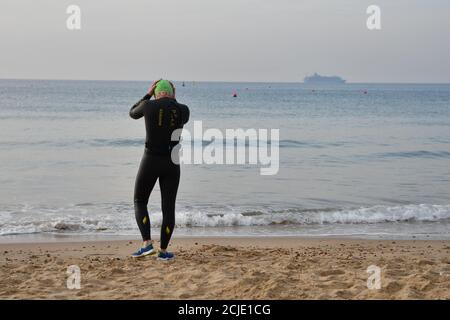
0;79;450;240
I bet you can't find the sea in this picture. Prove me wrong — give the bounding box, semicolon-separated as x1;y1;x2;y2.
1;79;450;241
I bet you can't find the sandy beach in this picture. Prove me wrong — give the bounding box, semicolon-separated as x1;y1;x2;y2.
0;237;449;300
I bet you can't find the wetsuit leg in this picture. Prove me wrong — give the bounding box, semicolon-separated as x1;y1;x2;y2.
159;160;180;250
134;153;158;241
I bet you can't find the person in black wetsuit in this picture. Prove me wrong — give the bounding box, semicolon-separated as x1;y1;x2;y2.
129;79;189;260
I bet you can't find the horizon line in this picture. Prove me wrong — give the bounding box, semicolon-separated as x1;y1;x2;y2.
1;77;450;85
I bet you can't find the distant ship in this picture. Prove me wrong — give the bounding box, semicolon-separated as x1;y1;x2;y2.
304;73;346;84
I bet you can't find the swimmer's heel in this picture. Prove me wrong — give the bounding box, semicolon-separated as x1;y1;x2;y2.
157;251;175;261
130;244;156;258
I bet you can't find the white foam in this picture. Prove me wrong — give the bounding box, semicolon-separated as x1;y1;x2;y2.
0;203;449;236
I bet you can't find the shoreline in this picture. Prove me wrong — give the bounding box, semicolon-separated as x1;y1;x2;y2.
1;237;449;299
0;232;448;244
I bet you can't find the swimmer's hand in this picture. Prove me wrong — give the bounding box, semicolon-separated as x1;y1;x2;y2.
147;79;162;98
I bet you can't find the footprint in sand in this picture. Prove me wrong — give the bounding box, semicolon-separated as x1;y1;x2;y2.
38;278;55;286
110;268;125;275
418;259;434;266
384;281;404;293
317;281;352;290
318;269;345;277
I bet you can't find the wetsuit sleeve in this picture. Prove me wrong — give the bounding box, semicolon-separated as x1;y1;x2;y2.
129;94;151;119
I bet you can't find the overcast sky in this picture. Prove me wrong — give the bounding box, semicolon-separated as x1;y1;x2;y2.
1;0;449;82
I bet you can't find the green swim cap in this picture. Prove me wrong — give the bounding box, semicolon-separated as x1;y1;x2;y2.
154;79;174;96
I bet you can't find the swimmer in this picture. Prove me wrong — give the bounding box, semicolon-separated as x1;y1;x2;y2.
129;79;190;260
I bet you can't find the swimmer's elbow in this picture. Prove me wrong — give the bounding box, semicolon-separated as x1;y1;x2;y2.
129;101;145;119
129;110;140;119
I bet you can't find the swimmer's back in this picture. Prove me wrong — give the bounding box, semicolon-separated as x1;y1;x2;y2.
130;96;190;155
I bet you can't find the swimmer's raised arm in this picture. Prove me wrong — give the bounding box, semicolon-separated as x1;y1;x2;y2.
129;80;161;119
129;96;150;119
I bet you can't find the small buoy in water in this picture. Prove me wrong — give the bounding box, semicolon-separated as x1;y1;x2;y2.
232;91;237;98
182;82;185;87
363;90;368;94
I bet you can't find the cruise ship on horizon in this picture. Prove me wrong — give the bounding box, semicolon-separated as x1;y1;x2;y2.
304;73;346;84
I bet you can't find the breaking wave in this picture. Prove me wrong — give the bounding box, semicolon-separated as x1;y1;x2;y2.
0;203;449;236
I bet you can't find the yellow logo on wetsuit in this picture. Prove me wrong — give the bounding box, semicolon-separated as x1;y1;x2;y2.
158;109;164;126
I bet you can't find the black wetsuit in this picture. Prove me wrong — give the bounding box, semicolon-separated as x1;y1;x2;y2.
129;95;189;249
